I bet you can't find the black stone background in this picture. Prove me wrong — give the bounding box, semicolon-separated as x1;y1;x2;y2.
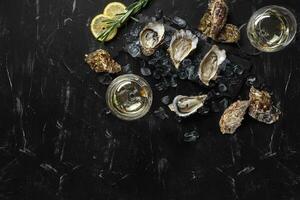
0;0;300;199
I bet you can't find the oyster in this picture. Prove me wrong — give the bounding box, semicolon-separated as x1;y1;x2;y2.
209;0;228;39
198;45;226;86
216;24;240;43
139;22;165;56
248;87;281;124
219;100;250;134
168;95;207;117
84;49;121;73
168;30;198;69
198;0;240;43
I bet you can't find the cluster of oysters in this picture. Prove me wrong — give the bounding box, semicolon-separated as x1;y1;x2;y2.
198;0;240;43
220;87;281;134
84;0;281;135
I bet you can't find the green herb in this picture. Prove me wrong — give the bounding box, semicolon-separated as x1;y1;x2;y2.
97;0;151;42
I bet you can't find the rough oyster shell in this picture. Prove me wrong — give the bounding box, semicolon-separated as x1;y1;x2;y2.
198;0;240;43
216;24;240;43
219;100;250;134
248;87;281;124
168;30;198;69
209;0;228;39
168;95;207;117
198;45;226;86
139;22;165;56
84;49;121;73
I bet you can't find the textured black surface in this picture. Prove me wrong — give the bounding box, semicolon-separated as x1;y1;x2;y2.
1;0;300;200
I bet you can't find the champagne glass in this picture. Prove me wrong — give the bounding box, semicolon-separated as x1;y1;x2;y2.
238;5;297;54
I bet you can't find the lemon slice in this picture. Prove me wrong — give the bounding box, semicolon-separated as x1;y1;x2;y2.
90;14;118;42
103;2;127;18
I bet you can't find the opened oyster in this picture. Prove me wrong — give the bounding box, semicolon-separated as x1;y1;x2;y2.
168;95;207;117
84;49;121;73
198;0;240;43
168;30;198;69
219;100;250;134
139;22;165;56
198;45;226;86
248;87;281;124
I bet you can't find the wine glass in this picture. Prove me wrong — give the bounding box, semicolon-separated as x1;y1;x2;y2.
238;5;297;54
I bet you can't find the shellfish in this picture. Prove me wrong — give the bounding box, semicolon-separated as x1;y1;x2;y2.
139;22;165;56
219;100;250;134
168;95;207;117
168;30;198;69
84;49;121;73
248;87;281;124
209;0;228;39
198;45;226;86
198;0;240;43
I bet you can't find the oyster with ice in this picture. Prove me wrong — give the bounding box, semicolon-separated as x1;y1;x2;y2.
168;95;207;117
198;45;226;86
219;100;250;134
139;22;165;56
168;30;198;69
84;49;121;73
248;87;281;124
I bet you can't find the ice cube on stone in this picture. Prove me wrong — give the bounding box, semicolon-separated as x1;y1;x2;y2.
161;96;170;105
97;74;113;85
122;64;132;74
140;67;152;76
246;75;257;86
218;83;228;93
183;130;200;142
182;59;192;66
126;42;141;58
172;16;187;28
154;107;169;120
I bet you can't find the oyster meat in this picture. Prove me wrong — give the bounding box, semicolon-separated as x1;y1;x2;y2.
209;0;228;39
248;87;281;124
198;0;240;43
168;30;198;69
139;22;165;56
168;95;207;117
198;45;226;86
84;49;121;73
219;100;250;134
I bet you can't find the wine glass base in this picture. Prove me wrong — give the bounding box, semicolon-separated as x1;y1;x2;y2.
237;23;262;56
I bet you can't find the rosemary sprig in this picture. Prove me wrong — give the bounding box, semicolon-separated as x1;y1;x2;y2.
97;0;151;42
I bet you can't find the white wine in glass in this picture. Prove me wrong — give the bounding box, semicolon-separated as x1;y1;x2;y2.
247;5;297;52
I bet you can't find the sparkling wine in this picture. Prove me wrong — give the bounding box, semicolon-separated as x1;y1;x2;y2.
106;74;152;120
247;6;297;52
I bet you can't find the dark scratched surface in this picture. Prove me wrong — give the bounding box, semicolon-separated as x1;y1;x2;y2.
0;0;300;199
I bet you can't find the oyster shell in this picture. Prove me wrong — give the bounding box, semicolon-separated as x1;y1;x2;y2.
209;0;228;39
198;45;226;86
248;87;281;124
84;49;121;73
168;95;207;117
198;0;240;43
139;22;165;56
168;30;198;69
219;100;250;134
216;24;240;43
